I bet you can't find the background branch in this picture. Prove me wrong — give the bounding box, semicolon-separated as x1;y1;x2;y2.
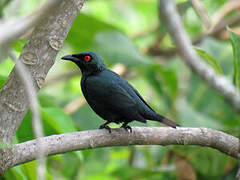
0;0;59;47
190;0;211;30
8;51;45;180
209;0;240;33
159;0;240;112
2;127;237;172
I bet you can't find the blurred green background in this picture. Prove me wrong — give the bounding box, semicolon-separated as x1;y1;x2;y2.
0;0;240;179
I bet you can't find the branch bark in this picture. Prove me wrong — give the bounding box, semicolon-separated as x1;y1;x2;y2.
8;51;45;180
1;127;238;172
0;0;84;174
0;0;59;47
190;0;211;30
0;0;84;144
159;0;240;112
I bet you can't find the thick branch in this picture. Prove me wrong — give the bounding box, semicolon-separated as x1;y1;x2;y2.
160;0;240;112
0;0;84;144
8;51;45;179
2;127;237;172
0;0;84;174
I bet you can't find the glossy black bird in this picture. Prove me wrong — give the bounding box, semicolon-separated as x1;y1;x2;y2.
62;51;178;132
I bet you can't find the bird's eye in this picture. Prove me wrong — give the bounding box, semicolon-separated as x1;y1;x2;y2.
84;55;91;61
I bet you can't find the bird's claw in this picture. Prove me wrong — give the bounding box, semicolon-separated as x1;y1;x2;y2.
99;124;112;133
121;125;132;133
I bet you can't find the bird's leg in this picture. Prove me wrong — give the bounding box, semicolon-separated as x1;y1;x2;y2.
120;122;132;133
99;121;112;133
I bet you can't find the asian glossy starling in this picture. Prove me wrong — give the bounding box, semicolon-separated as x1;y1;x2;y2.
62;51;178;133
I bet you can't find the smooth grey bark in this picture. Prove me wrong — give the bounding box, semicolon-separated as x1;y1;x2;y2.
0;0;84;174
2;127;238;171
159;0;240;112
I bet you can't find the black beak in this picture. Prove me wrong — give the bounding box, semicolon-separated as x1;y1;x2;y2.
61;55;76;61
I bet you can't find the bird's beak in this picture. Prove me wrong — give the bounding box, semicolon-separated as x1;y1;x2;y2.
61;55;76;61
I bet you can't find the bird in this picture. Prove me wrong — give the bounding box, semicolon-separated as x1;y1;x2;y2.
61;51;179;133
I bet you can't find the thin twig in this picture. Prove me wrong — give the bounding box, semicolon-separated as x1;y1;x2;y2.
1;127;237;172
209;0;240;34
0;0;85;176
0;0;59;47
160;0;240;112
8;51;45;180
148;12;240;58
190;0;211;30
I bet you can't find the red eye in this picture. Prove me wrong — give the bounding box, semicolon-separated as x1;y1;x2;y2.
84;55;91;61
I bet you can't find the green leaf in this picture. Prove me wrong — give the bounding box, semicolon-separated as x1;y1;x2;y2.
93;31;151;66
11;39;26;53
21;161;37;180
228;27;240;89
0;74;7;87
66;13;118;51
41;107;76;134
143;64;178;109
65;13;150;66
178;101;224;129
195;47;223;74
16;111;34;142
17;106;77;141
190;148;228;177
4;166;28;180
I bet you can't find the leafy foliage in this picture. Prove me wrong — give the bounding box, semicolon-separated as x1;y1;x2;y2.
228;27;240;88
0;0;239;179
195;47;223;74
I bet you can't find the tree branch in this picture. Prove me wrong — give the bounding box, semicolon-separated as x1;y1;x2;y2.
8;51;45;180
209;0;240;33
0;0;84;174
190;0;211;30
0;0;59;47
2;127;237;172
0;0;84;144
159;0;240;112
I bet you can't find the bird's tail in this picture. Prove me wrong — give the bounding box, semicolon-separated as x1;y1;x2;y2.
155;114;179;128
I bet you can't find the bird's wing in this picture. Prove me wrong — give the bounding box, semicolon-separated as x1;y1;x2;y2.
127;83;156;112
84;73;137;112
110;70;156;113
108;70;156;114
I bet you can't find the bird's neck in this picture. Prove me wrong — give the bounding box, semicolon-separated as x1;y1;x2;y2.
82;66;106;76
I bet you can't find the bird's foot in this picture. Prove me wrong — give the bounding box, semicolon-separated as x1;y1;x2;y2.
99;124;112;133
121;124;132;133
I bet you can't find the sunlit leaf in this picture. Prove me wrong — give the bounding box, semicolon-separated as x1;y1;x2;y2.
16;111;34;142
4;166;28;180
21;161;37;180
228;27;240;89
41;107;76;134
11;39;26;53
195;47;223;74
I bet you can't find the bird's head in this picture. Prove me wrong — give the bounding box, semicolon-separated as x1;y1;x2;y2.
61;51;106;75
